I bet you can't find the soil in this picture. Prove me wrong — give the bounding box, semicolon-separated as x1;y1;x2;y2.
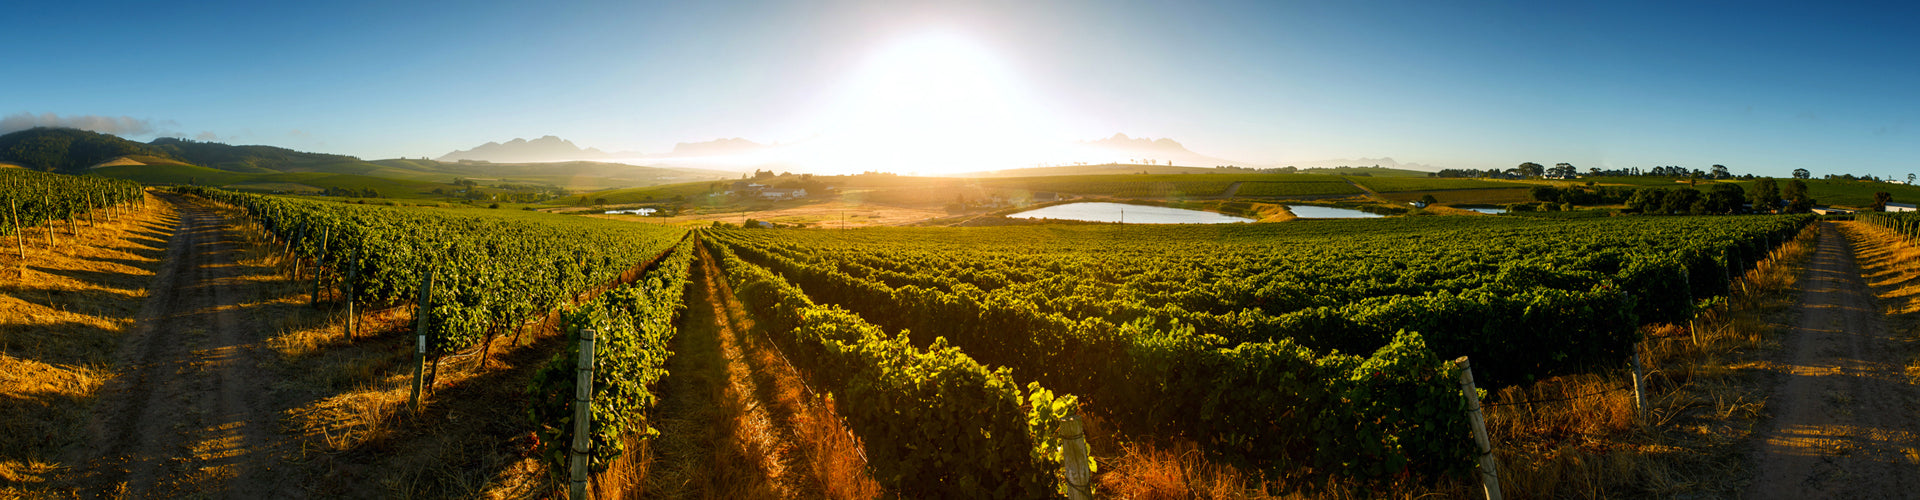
637;244;877;498
1746;222;1920;498
60;193;297;498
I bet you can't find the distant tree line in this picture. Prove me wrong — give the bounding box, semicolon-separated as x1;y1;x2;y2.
1519;178;1817;215
321;187;383;198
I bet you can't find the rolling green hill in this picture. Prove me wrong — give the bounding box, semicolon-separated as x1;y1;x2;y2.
0;127;178;172
1742;178;1920;209
0;128;738;200
91;163;446;198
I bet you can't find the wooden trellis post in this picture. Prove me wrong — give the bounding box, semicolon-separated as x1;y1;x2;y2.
1456;357;1502;500
1632;345;1647;424
410;269;435;412
1059;413;1092;500
570;329;598;500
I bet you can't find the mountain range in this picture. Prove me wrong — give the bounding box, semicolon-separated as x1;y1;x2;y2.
0;127;735;197
436;136;770;163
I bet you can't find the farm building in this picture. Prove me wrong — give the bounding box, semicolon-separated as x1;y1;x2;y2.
1886;202;1916;212
1812;207;1855;215
760;188;807;199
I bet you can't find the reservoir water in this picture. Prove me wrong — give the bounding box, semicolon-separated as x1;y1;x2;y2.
1286;205;1384;219
1007;202;1254;224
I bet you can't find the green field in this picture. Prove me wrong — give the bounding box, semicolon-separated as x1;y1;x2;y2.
93;163;448;198
1293;165;1434;177
1352;176;1531;192
1233;179;1363;197
1745;179;1920;209
1582;176;1703;187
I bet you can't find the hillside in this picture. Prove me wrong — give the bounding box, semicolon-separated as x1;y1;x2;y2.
0;127;177;172
957;163;1226;177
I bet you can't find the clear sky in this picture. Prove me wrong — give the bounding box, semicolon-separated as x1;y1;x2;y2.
6;0;1917;177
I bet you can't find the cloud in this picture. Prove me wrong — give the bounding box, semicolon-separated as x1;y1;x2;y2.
0;112;176;136
195;131;222;141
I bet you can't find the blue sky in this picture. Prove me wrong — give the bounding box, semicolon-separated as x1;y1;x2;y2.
6;1;1917;177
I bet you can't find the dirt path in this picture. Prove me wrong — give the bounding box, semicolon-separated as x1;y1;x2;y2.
1746;222;1920;498
1221;181;1243;198
62;193;295;498
1344;178;1391;203
640;245;877;499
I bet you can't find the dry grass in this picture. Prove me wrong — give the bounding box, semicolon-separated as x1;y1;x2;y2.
1835;221;1920;383
0;193;173;496
1094;223;1821;499
170;197;560;498
638;246;879;499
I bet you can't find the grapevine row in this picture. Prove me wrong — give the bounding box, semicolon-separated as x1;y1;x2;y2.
704;215;1810;477
172;186;686;356
0;169;145;237
527;236;697;475
705;238;1079;498
171;186;700;480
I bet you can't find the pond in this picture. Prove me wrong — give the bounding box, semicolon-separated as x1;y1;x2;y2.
1286;205;1384;219
1007;202;1254;224
1466;207;1507;215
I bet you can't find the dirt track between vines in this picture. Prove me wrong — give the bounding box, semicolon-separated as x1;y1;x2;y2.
61;193;294;498
1746;222;1920;498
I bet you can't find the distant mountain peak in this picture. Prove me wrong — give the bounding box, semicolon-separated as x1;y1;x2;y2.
1083;133;1191;153
670;137;767;156
437;135;611;162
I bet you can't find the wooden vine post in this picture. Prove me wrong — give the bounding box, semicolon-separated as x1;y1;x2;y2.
40;193;55;249
1456;357;1503;500
311;227;328;307
410;269;435;412
344;246;359;339
9;198;23;274
570;328;598;500
1058;413;1092;500
1632;345;1647;425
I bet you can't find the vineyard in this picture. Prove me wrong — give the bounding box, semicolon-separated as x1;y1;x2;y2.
1231;179;1363;197
168;186;696;478
0;169;145;247
703;214;1812;480
21;180;1823;495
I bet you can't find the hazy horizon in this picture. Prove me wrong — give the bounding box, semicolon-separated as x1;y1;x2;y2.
7;1;1919;177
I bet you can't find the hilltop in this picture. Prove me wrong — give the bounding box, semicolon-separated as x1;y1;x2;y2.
0;128;734;197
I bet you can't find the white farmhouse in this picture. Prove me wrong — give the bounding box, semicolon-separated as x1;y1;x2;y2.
760;188;807;200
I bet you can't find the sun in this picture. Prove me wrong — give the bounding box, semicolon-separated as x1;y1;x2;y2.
790;33;1071;175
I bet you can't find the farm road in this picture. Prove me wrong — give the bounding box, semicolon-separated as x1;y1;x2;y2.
1746;222;1920;498
61;193;295;498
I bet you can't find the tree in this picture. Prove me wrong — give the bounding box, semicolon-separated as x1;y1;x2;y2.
1419;194;1439;205
1626;188;1666;213
1529;186;1562;202
1710;164;1729;179
1663;187;1703;215
1783;179;1815;212
1515;162;1545;178
1749;178;1780;213
1703;184;1746;214
1793;168;1811;179
1910;173;1915;185
1549;163;1577;177
1875;191;1893;212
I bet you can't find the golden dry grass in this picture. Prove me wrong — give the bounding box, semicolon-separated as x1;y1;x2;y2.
1095;223;1821;499
1834;221;1920;384
637;246;879;499
0;193;173;496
